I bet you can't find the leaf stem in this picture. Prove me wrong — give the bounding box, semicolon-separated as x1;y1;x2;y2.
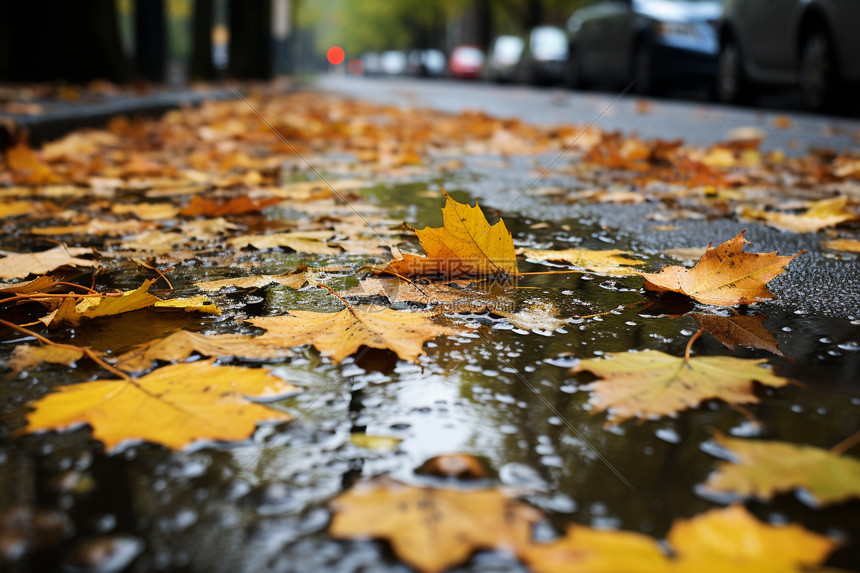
363;266;430;300
830;429;860;456
0;317;132;381
684;328;705;361
316;283;351;309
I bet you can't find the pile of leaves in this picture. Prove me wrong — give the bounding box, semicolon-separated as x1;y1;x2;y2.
2;89;859;571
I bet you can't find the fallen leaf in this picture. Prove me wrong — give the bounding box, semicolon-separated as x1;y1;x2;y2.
821;238;860;253
345;277;475;306
194;269;309;292
248;305;458;364
385;192;517;279
0;246;97;280
641;231;803;306
112;330;294;372
693;313;785;357
0;276;60;295
349;434;402;451
741;196;858;233
5;143;58;184
492;301;566;334
705;434;860;506
30;219;155;237
111;202;181;220
228;231;340;255
773;115;794;129
23;360;298;451
329;477;542;573
572;350;791;423
38;280;219;327
518;247;644;276
10;345;86;374
180;195;282;217
523;504;837;573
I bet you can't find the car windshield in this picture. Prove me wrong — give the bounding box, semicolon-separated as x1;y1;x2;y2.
531;27;566;60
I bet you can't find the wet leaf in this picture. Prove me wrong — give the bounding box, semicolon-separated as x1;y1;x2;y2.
329;477;542;573
517;247;644;276
10;345;86;374
248;305;458;364
194;268;309;292
572;350;791;423
693;313;785;357
821;238;860;253
0;246;97;280
349;434;402;451
112;330;294;372
0;276;60;295
30;218;155;237
23;360;298;451
385;192;517;279
5;142;58;184
180;195;282;217
228;231;340;255
642;231;803;306
741;196;858;233
705;434;860;506
492;301;566;334
523;505;838;573
38;280;219;327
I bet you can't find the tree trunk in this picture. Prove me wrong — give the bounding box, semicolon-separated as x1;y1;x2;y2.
228;0;273;79
135;0;166;82
190;0;216;80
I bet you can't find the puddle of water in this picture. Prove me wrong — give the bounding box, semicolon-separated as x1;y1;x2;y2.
2;172;860;572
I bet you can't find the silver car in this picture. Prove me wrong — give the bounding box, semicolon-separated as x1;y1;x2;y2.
718;0;860;111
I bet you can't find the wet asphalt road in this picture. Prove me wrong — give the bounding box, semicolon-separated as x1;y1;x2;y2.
316;75;860;154
314;75;860;322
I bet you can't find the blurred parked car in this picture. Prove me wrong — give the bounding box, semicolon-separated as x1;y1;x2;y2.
566;0;723;94
380;50;407;76
517;26;569;84
485;35;525;82
717;0;860;111
361;52;381;76
407;49;447;77
448;45;485;79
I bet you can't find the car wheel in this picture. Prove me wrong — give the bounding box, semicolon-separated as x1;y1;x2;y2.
799;26;842;112
565;47;587;89
717;35;751;104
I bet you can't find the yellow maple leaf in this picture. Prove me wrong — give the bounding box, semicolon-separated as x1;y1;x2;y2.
385;191;518;279
248;304;459;364
38;280;220;327
523;505;838;573
572;350;792;423
741;196;858;233
330;477;542;573
705;433;860;506
23;360;298;451
641;230;803;306
112;330;295;372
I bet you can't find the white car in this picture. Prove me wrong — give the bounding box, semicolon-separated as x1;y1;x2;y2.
718;0;860;111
